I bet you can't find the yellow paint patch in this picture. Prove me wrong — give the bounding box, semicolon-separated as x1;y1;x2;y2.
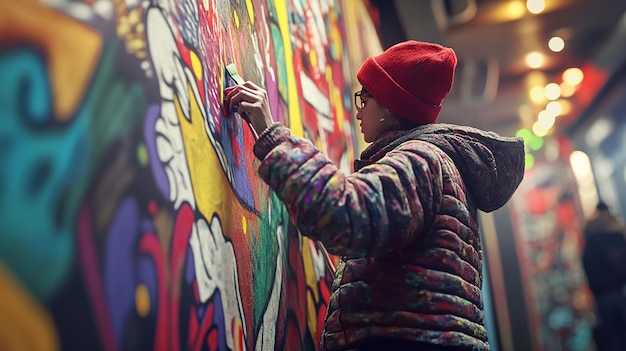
190;51;203;81
302;238;321;338
326;66;344;132
274;1;303;137
136;143;149;166
309;49;317;70
234;318;245;350
242;215;248;235
330;17;343;61
307;292;319;342
175;83;251;236
219;62;225;101
233;9;240;28
0;0;102;121
245;0;255;25
135;283;151;317
325;67;332;85
0;264;59;351
302;238;319;301
175;86;226;215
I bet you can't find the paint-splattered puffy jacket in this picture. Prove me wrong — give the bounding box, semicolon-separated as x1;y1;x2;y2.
253;123;525;351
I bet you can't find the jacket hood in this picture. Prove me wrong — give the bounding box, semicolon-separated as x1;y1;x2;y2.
357;123;525;212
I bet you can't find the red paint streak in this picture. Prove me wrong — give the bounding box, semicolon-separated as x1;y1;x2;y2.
207;328;218;351
191;300;215;350
284;318;301;350
317;304;326;345
319;277;330;302
170;204;195;350
148;200;158;216
230;131;242;167
237;320;245;351
193;279;200;302
77;206;118;351
281;236;308;349
187;306;199;347
139;233;169;351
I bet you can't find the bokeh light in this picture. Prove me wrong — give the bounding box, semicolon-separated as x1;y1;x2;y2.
548;37;565;52
517;128;544;150
544;83;561;100
526;52;544;68
530;86;545;103
526;0;546;14
563;67;584;85
546;101;563;116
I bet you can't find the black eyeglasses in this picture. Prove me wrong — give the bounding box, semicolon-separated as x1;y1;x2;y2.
354;91;370;112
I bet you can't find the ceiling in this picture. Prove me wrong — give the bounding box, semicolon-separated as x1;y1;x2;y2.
368;0;626;136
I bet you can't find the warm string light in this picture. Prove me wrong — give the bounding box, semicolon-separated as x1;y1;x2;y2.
519;34;585;154
548;37;565;52
525;52;544;69
519;66;584;167
526;0;545;14
511;1;592;171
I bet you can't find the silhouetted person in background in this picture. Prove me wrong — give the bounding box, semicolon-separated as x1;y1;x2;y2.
581;202;626;351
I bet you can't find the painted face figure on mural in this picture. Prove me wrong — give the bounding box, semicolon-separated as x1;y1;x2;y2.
224;40;526;351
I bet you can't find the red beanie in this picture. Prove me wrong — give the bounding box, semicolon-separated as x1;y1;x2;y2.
357;40;457;125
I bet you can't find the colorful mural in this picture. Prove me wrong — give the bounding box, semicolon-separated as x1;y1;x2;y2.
0;0;366;350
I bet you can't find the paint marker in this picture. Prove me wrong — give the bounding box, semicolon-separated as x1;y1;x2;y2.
223;64;258;139
223;63;245;117
225;63;245;85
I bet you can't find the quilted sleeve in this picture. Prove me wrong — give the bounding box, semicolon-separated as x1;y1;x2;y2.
255;125;444;257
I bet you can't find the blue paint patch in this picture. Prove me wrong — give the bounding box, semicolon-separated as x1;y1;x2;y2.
0;48;80;300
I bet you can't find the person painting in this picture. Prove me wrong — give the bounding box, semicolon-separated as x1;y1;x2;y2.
224;40;525;351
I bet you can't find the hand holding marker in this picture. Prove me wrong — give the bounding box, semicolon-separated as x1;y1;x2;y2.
223;64;259;139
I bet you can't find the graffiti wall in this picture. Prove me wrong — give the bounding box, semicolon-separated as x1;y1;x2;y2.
508;154;596;351
0;0;370;350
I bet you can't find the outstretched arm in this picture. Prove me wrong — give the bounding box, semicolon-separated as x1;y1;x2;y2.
223;82;442;257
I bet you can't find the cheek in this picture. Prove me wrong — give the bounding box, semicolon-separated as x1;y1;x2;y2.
362;116;379;140
362;111;376;125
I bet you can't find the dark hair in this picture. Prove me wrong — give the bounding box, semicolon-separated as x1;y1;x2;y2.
392;115;420;131
597;202;609;211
